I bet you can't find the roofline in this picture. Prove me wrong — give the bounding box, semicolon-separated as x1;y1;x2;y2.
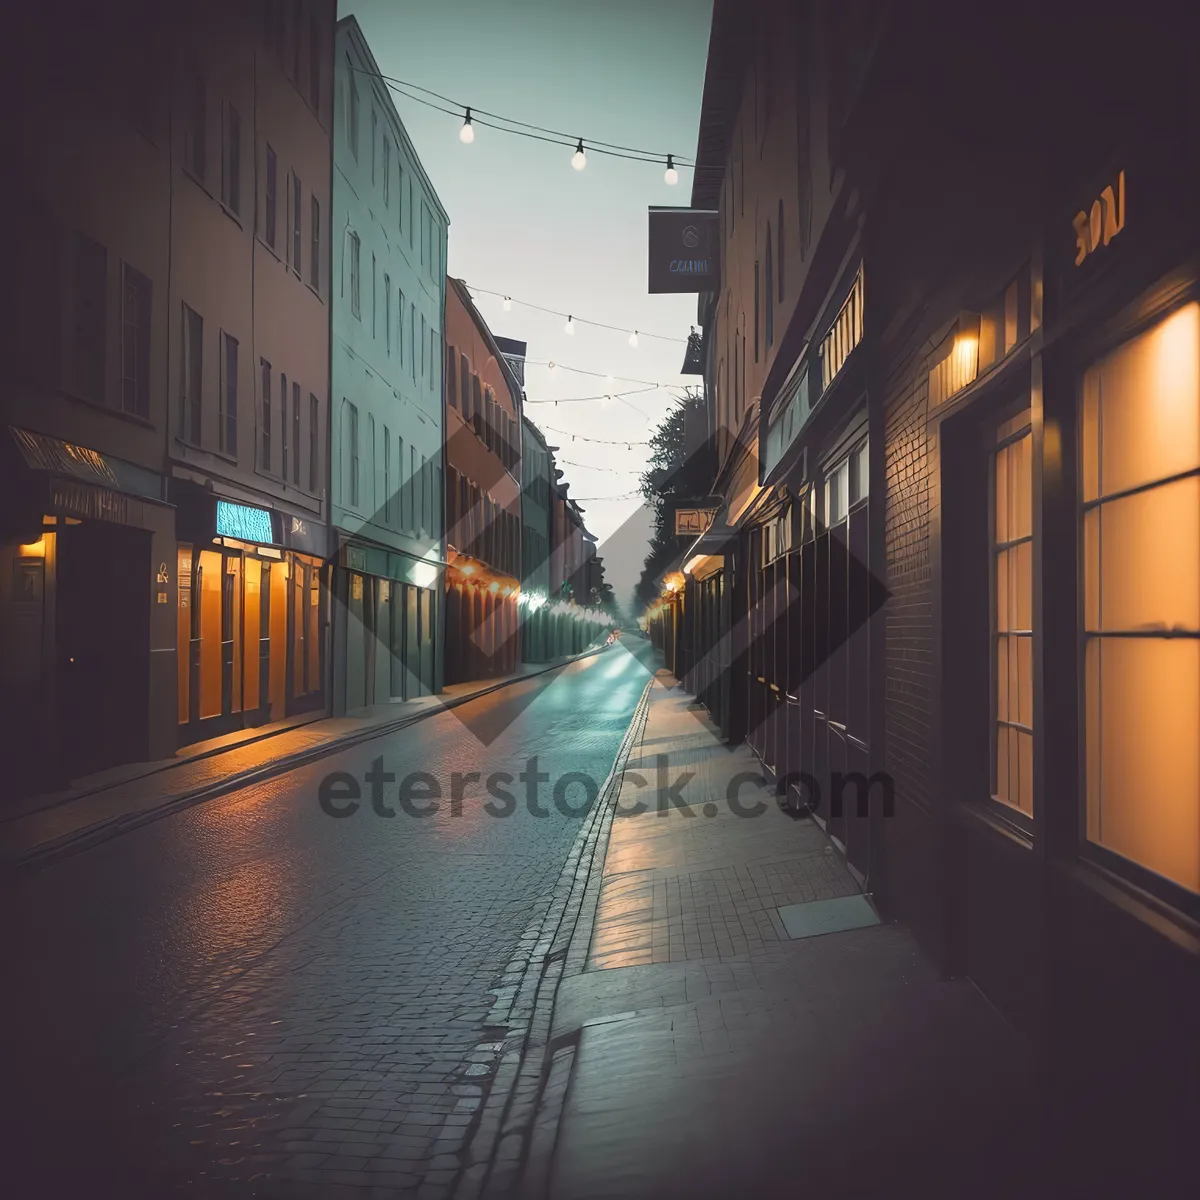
448;277;525;408
688;0;753;210
336;15;450;226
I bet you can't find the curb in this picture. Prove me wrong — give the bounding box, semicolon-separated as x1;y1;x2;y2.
452;676;654;1200
6;647;610;874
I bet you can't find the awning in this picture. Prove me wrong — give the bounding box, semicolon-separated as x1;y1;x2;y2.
8;425;163;500
682;501;736;560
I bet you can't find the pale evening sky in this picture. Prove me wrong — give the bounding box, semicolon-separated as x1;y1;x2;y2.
340;0;713;608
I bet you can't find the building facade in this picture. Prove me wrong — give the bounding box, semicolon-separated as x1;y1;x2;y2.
443;279;524;682
168;0;335;746
679;0;1200;1181
3;4;178;795
520;415;554;662
329;17;448;714
2;1;336;794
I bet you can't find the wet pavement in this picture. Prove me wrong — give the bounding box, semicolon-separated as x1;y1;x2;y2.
541;683;1043;1200
0;639;656;1198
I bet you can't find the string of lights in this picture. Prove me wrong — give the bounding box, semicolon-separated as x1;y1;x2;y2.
352;66;693;181
539;424;650;447
525;360;682;390
523;385;659;405
464;285;686;344
570;489;644;502
555;459;642;472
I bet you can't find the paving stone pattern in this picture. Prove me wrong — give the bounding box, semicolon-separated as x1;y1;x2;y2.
588;683;860;968
0;643;659;1198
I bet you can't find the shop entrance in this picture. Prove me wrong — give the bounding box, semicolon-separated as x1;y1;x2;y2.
177;546;290;743
56;520;150;777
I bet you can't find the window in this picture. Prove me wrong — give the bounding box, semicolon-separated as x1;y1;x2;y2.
398;289;405;364
408;177;414;246
398;162;405;232
398;435;406;528
348;402;360;506
372;253;377;338
309;393;319;490
410;305;416;381
291;173;302;276
420;454;428;536
419;203;426;266
184;70;205;179
265;145;278;249
420;313;426;378
447;345;457;406
460;354;469;412
280;373;289;479
292;380;301;484
371;108;377;184
310;195;320;291
349;232;360;318
182;303;203;444
73;232;107;403
291;0;302;82
383;136;390;206
409;444;417;532
222;105;241;214
430;328;437;392
384;426;391;522
308;13;321;110
218;330;237;454
384;274;391;354
765;228;774;349
121;265;151;418
754;260;760;363
777;199;785;301
349;76;359;159
1083;302;1200;894
260;359;272;469
993;409;1034;819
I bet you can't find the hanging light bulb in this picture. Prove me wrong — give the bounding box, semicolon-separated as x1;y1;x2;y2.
664;154;678;185
564;315;575;336
628;330;639;348
547;360;556;371
502;296;512;311
460;107;475;144
571;138;587;171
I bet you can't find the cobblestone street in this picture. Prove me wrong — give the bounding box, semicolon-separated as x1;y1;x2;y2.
0;641;656;1198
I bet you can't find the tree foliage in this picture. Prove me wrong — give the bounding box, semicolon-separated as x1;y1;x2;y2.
635;388;707;609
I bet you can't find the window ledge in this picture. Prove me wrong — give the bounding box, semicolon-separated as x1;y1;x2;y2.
59;386;157;430
953;799;1035;851
1056;856;1200;958
220;200;244;230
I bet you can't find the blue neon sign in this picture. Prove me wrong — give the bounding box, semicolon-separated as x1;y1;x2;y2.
216;500;274;544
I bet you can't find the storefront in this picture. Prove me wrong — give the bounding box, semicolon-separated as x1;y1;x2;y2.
0;426;176;792
173;482;327;745
332;538;442;713
741;257;886;883
445;552;519;683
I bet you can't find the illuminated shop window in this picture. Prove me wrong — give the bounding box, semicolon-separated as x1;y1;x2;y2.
1082;302;1200;893
993;410;1034;817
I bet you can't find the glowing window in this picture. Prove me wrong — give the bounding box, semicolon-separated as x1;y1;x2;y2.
993;410;1034;817
1082;302;1200;893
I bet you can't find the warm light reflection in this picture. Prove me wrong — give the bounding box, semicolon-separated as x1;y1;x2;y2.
19;536;46;557
1083;302;1200;893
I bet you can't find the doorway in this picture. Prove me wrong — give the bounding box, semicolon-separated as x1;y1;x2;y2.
56;520;150;777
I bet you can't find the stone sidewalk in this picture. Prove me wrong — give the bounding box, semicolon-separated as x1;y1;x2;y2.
0;651;602;869
527;671;1044;1200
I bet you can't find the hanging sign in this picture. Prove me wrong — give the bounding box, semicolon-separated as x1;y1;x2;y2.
675;507;718;536
216;500;275;544
648;208;720;293
1074;169;1125;266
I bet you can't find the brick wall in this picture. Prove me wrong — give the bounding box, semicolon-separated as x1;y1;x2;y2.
883;341;933;818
